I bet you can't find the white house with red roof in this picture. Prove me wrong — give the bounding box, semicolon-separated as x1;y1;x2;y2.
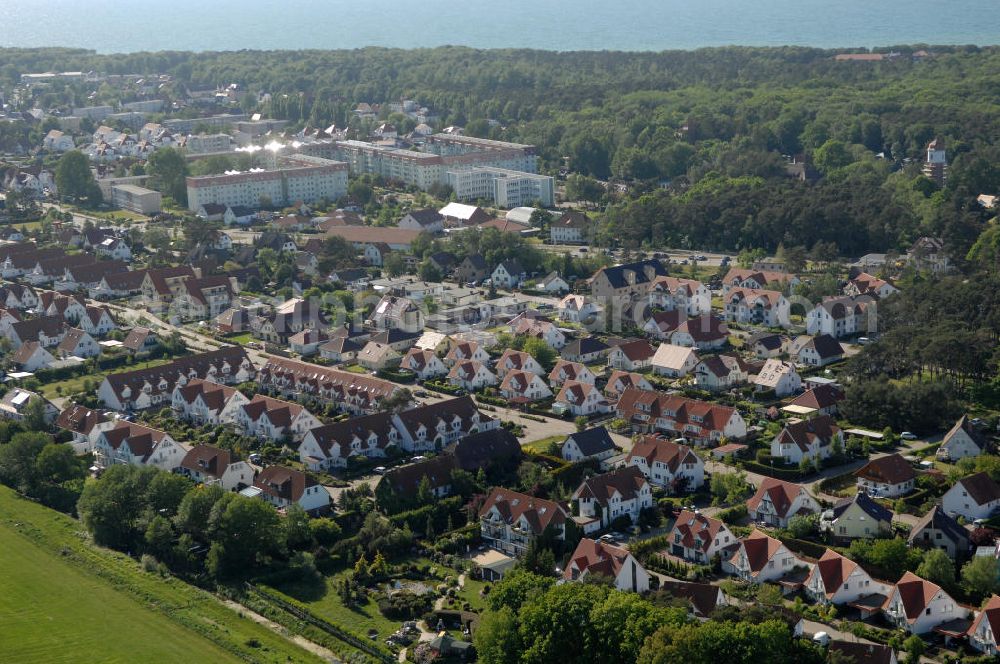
554;380;609;416
171;379;249;426
726;529;812;586
805;548;890;606
604;370;653;400
746;478;821;528
229;394;322;442
250;465;330;512
447;359;497;391
693;354;750;392
563;538;650;592
607;339;656;371
499;369;552;403
547;360;596;388
883;571;963;634
615;388;747;444
845;272;899;299
495;349;545;378
667;509;737;564
941;472;1000;521
179;444;254;492
443;340;491;366
721;268;797;294
724;287;790;327
648;276;711;316
769;415;842;465
401;348;448;380
93;421;188;471
479;487;569;557
968;595;1000;655
625;436;704;493
854;453;916;498
670;315;730;351
572;466;652;531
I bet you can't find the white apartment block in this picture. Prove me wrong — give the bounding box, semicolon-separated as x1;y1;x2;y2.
186;155;347;211
184;133;235;154
446;167;555;207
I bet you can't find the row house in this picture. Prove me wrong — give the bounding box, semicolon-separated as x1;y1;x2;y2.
171;379;249;426
547;359;596;388
93;421;188;471
725;529;812;587
55;404;113;454
479;487;569;557
56;327;101;359
300;412;399;469
616;387;748;444
60;260;129;291
257;356;400;414
625;436;705;493
25;254;95;285
392;396;498;452
232;394;322;442
37;290;87;322
495;349;544;378
98;347;254;411
724;287;790;327
179;444;253;492
648;276;711;316
0;282;39;310
170;276;235;321
693;354;750;392
401;348;448;379
5;315;67;349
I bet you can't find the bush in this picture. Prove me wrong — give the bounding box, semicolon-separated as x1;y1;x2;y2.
376;590;434;620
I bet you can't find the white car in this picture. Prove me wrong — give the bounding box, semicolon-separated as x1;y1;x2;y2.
900;431;918;440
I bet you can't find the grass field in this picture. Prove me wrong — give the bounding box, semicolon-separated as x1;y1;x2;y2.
38;357;175;398
0;487;322;664
521;434;564;454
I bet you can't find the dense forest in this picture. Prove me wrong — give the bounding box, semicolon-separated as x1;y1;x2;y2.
3;45;1000;256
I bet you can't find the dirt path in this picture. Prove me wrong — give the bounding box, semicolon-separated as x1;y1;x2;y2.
221;599;343;663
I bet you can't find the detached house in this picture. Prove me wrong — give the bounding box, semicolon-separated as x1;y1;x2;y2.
786;384;844;417
495;349;545;378
650;343;700;378
747;478;821;528
554;380;610;416
447;359;497;391
250;466;330;513
671;315;730;351
604;370;653;400
908;506;970;559
968;595;1000;656
490;259;524;289
179;444;253;492
942;472;1000;521
845;272;899;299
607;339;656;371
499;369;552;403
401;348;448;380
625;436;705;492
806;295;875;338
562;337;611;364
693;354;750;392
508;317;566;349
444;340;491;366
726;529;811;586
752;359;801;397
792;334;844;367
563;538;650;592
561;427;618;464
56;327;100;359
668;509;737;564
550;210;593;244
770;415;842;465
883;571;962;634
822;492;893;540
11;341;55;371
854;454;915;498
572;466;652;532
806;549;890;606
548;360;596;388
938;415;989;462
479;487;569;557
558;294;602;323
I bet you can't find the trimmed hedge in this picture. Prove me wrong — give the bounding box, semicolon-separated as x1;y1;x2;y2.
779;536;827;560
739;460;804;481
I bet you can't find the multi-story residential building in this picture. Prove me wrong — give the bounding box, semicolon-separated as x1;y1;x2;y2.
720;268;797;293
186;154;348;211
572;466;652;532
854;454;916;498
230;394;322;442
648;276;711;316
770;415;842;465
446;167;554;207
479;487;568;557
883;572;963;634
248;466;330;513
111;184;162;215
616;388;747;444
667;509;737;564
549;210;593;244
257;356;400;414
724;287;790;327
589;259;669;301
625;436;705;492
806;295;875;338
93;421;187;471
179;444;254;492
171;379;248;426
746;478;821;527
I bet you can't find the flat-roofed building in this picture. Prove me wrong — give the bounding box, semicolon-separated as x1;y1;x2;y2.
111;184;162;215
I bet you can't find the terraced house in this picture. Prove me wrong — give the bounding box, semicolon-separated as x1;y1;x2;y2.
479;487;569;557
616;388;747;444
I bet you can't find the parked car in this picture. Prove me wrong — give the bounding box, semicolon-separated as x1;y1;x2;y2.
373;466;387;474
900;431;918;440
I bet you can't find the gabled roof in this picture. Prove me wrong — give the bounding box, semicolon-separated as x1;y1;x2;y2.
613;339;656;362
657;580;725;617
891;571;946;621
573;466;647;505
626;436;699;474
12;340;49;365
799;334;844;359
832;492;894;523
306;412;396;456
650;343;699;371
739;529;787;574
564;426;617;457
555;380;603;407
383;455;457;496
828;642;896;664
393;396;489;439
180;444;236;478
968;595;1000;643
564;538;633;582
746;478;812;519
808;549;864;598
592;259;668;290
447;428;521;471
773;415;840;453
670;509;728;554
954;472;1000;506
788;384;843;410
122;326;155;352
909;505;968;547
616;388;739;435
254;466;316;502
479;487;568;535
55;403;110;436
854;454;915;486
943;415;988;452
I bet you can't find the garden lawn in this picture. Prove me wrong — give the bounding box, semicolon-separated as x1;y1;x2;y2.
521;434;565;454
0;486;321;664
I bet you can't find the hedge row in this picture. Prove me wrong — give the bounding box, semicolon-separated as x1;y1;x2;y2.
778;536;827;560
738;461;804;481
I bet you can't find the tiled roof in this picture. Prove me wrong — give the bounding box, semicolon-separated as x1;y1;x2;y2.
479;487;568;535
854;454;915;486
564;426;617;457
746;478;811;519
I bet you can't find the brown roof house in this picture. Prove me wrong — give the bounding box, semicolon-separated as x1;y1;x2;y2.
563;538;649;592
179;444;253;492
479;487;569;557
246;466;329;512
854;454;916;498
